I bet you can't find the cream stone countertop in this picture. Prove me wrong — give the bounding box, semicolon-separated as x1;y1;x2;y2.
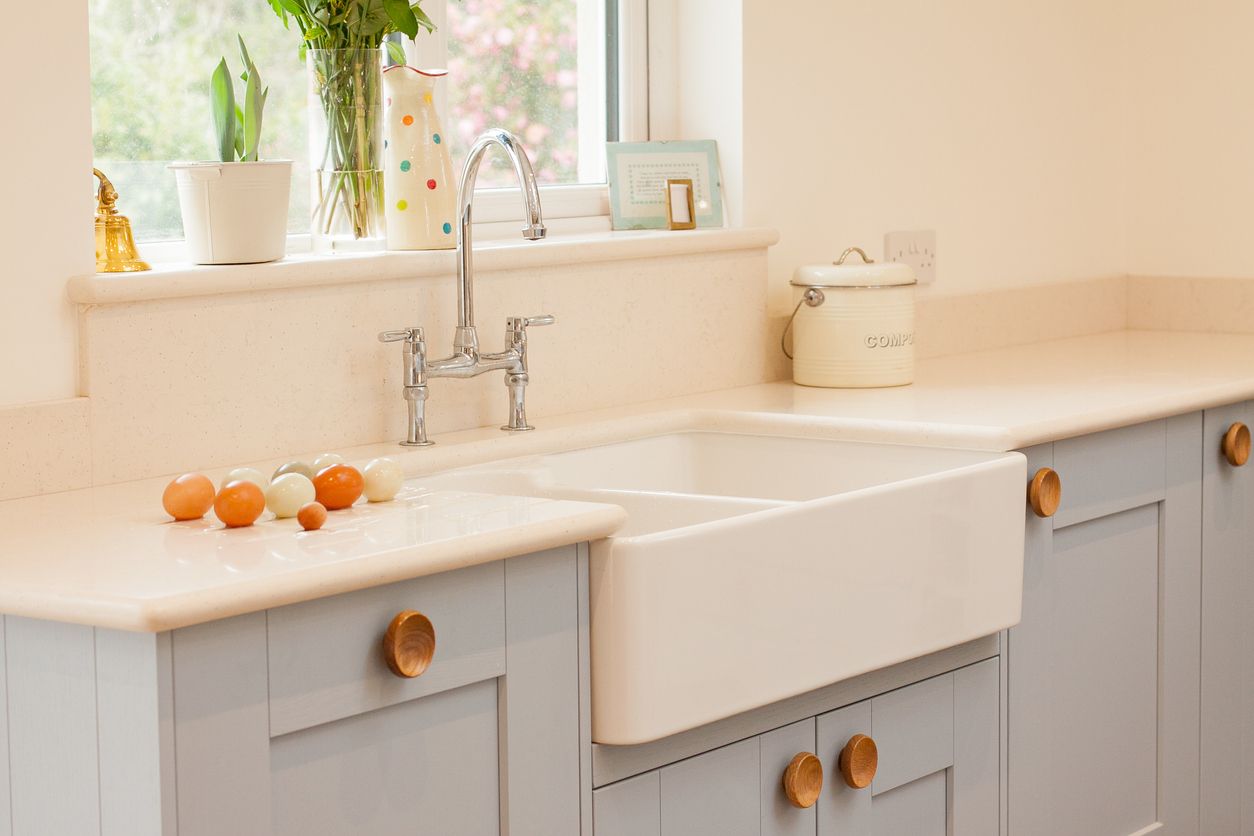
4;329;1254;633
0;483;626;633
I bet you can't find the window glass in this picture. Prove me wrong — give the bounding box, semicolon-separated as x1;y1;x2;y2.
446;0;591;189
90;0;310;242
89;0;613;243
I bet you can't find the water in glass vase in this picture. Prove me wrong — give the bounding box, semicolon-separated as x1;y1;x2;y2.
307;48;386;252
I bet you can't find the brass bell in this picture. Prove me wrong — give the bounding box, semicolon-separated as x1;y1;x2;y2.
94;168;150;273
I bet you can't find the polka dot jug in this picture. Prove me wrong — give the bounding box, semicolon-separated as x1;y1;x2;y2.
382;67;456;251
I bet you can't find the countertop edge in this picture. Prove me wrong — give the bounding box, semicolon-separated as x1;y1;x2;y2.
3;504;626;633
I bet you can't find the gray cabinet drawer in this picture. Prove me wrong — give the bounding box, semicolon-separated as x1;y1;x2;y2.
266;560;506;736
1051;420;1166;528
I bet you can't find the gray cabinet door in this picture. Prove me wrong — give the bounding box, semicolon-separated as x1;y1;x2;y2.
760;719;819;836
594;719;820;836
816;659;998;836
659;736;761;836
1008;417;1202;836
171;547;585;836
1201;401;1254;835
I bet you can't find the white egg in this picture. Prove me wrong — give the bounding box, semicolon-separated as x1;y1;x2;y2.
266;473;317;519
312;452;345;472
221;466;268;492
362;457;404;502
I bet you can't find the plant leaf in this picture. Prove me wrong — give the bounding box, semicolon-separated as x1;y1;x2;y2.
413;4;435;33
211;57;236;163
385;40;407;66
243;61;264;162
383;0;419;38
237;35;255;85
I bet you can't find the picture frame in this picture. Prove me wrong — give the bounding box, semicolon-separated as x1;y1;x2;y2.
606;140;724;230
665;179;697;230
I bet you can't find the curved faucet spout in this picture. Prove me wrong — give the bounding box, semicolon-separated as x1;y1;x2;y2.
454;129;547;354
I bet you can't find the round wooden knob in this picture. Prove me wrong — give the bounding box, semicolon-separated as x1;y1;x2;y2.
839;734;878;790
383;610;436;678
782;752;823;808
1028;467;1062;518
1224;422;1251;467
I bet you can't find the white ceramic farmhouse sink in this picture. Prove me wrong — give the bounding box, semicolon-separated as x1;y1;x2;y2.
419;431;1026;745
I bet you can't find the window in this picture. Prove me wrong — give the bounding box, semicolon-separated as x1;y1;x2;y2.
89;0;630;245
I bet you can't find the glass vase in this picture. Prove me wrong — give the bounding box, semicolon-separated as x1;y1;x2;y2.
306;48;386;252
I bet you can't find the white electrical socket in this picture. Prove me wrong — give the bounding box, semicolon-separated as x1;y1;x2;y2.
884;230;937;285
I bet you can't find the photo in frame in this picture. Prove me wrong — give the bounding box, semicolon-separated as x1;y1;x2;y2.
606;140;724;230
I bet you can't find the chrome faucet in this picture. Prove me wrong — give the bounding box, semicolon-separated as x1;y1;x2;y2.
379;129;554;447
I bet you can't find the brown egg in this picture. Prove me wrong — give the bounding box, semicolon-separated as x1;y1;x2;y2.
297;501;328;531
162;473;215;521
272;460;315;481
214;480;266;528
313;464;364;511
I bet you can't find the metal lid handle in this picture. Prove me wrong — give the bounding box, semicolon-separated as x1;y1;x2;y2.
835;246;874;266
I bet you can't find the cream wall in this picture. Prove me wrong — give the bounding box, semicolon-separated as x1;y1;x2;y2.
730;0;1130;309
0;8;93;407
1124;0;1254;278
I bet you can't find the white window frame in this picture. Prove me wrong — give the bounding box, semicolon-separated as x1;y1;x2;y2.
132;0;660;263
417;0;653;228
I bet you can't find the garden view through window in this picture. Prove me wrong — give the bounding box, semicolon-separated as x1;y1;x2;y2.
89;0;614;243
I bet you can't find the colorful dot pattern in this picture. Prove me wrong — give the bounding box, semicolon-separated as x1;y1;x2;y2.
388;88;453;243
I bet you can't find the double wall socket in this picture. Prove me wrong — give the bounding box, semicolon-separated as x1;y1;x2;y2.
884;230;936;285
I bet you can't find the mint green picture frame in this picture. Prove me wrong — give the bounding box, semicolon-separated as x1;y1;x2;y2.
606;140;724;230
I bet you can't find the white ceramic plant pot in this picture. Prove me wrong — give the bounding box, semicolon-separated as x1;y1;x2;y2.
170;160;293;264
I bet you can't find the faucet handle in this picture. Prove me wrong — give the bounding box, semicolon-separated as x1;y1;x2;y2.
509;315;555;331
379;327;425;344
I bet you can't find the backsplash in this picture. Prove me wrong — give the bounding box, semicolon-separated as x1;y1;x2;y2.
4;267;1235;502
77;247;776;486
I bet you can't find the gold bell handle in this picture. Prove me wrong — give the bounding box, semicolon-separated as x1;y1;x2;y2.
93;167;150;273
93;168;119;215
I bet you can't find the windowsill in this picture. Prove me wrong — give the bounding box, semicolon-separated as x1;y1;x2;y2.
67;225;779;305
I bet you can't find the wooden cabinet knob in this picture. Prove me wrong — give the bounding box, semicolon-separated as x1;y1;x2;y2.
839;733;878;789
782;752;823;809
1028;467;1062;518
383;610;436;678
1224;422;1251;467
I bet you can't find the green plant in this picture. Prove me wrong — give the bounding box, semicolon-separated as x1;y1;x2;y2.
212;36;269;162
263;1;435;243
265;0;434;55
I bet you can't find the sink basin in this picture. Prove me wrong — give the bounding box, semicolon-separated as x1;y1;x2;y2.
418;431;1026;744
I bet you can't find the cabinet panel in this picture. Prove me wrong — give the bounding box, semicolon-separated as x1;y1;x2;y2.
759;719;816;836
170;548;584;836
870;673;953;795
818;661;999;836
1010;505;1160;836
871;771;946;836
816;700;872;833
270;680;500;836
952;659;999;836
594;772;661;836
1010;414;1202;836
1201;401;1254;835
660;737;760;836
267;560;506;736
1052;420;1166;528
